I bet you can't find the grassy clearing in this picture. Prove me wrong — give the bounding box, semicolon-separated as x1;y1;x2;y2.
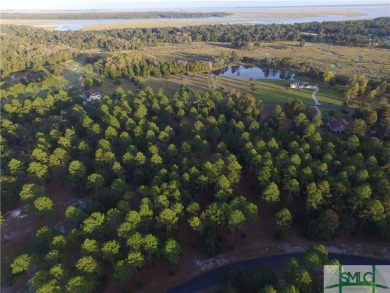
314;85;344;105
98;78;138;96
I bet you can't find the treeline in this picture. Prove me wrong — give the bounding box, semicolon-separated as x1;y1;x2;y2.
1;11;231;19
94;54;210;80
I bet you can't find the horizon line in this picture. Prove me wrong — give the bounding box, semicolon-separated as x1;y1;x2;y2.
2;2;389;12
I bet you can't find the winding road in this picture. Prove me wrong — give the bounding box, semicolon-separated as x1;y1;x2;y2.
167;253;390;293
311;85;322;117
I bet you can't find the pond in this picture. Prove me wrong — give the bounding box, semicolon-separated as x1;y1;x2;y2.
211;65;295;80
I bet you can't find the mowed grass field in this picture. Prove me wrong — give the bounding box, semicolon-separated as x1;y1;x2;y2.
216;77;344;105
135;72;344;105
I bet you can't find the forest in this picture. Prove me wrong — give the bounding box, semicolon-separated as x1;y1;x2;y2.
1;17;390;293
2;83;390;291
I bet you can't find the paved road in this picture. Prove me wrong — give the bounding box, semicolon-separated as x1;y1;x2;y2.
166;253;390;293
311;86;322;117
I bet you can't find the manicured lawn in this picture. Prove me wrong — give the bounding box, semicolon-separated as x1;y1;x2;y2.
314;84;344;105
320;105;355;120
217;77;344;105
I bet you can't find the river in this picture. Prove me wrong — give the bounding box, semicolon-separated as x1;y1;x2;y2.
167;253;390;293
29;4;389;31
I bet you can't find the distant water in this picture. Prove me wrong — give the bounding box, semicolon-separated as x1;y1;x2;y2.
30;5;389;31
211;66;295;80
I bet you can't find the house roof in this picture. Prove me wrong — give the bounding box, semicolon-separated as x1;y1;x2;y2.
328;118;348;129
85;90;101;97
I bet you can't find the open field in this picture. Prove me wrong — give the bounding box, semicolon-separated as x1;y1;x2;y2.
99;78;139;96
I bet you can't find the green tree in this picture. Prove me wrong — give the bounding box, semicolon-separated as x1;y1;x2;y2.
19;183;47;201
306;182;323;211
260;285;277;293
127;232;144;251
306;209;340;241
127;251;144;280
280;284;300;293
113;260;132;286
49;263;65;280
81;238;100;256
8;158;25;176
82;212;106;238
164;238;181;272
359;199;385;231
188;216;203;234
291;266;312;292
86;173;105;191
117;210;141;238
158;208;179;233
65;206;85;224
143;234;159;266
34;197;54;213
348;119;367;136
323;71;335;83
105;126;118;141
101;240;121;263
51;235;67;250
68;160;87;190
76;256;101;275
11;254;32;276
228;209;246;241
66;275;95;293
275;208;292;231
28;162;48;182
262;182;280;209
36;280;61;293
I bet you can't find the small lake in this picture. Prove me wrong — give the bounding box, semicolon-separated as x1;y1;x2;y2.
211;65;295;80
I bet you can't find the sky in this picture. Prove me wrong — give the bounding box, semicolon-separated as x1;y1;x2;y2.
1;0;388;10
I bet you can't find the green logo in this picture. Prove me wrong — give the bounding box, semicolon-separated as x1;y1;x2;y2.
324;265;390;292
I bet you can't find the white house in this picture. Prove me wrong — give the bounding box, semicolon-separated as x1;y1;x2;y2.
290;82;310;89
82;90;102;102
327;118;348;133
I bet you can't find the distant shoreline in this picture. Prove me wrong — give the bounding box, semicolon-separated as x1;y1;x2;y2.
1;5;388;31
1;4;389;14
